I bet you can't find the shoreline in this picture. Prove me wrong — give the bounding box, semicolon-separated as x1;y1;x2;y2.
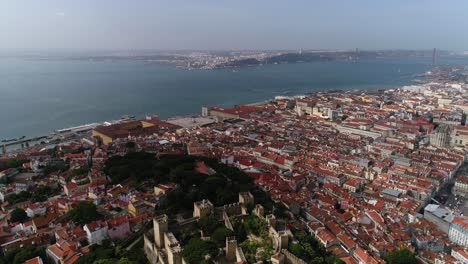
1;56;448;147
1;82;424;154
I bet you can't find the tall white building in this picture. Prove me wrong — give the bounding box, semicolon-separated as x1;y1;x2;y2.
451;247;468;263
454;176;468;196
84;220;109;245
449;216;468;246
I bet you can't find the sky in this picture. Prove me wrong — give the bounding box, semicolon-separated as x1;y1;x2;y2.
1;0;468;51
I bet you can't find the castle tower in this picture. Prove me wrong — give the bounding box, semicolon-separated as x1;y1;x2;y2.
226;236;237;262
270;252;285;264
153;215;168;248
254;204;265;218
266;214;276;228
193;199;214;218
167;246;183;264
278;231;289;250
164;232;183;264
239;192;254;206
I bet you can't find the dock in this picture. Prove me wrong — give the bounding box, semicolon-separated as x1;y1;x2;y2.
2;136;47;147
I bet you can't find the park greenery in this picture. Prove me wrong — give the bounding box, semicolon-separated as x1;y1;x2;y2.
233;215;273;263
93;259;134;264
10;208;28;223
0;158;28;171
384;249;417;264
6;191;31;204
125;141;136;149
32;185;60;202
288;228;344;264
197;215;221;235
42;163;69;175
68;201;101;225
240;239;274;263
242;214;268;236
0;247;47;264
75;240;148;264
6;185;59;205
104;153;254;214
72;167;90;176
182;238;219;264
211;227;234;246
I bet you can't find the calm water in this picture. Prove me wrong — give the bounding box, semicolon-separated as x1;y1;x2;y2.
0;56;466;139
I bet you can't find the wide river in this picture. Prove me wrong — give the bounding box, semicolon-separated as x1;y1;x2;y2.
0;56;467;139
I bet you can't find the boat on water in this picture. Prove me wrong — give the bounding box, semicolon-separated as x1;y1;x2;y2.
121;115;136;120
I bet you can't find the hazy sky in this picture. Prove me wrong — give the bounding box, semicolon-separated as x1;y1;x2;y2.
1;0;468;51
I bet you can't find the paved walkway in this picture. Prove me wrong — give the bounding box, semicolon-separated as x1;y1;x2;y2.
126;236;142;251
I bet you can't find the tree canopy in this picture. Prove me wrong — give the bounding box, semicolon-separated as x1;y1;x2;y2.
75;238;147;264
68;201;100;225
0;247;46;264
6;191;32;204
125;141;136;149
94;258;135;264
243;214;267;236
197;215;221;235
182;238;219;264
0;158;28;170
211;227;234;246
105;154;254;215
73;167;90;176
10;208;27;223
288;228;344;264
32;185;59;202
104;151;160;184
384;249;417;264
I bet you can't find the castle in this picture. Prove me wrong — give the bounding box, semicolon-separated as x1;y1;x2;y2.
143;191;302;264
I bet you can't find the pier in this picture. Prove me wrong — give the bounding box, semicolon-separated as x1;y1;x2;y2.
2;136;47;147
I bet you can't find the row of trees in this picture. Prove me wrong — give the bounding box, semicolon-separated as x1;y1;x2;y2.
7;185;59;205
68;201;101;225
10;201;100;227
384;249;417;264
0;247;47;264
0;158;28;171
6;191;31;204
75;240;148;264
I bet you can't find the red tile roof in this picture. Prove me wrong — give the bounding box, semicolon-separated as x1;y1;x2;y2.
23;257;42;264
453;216;468;230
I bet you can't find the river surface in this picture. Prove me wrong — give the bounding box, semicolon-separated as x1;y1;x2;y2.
1;56;467;139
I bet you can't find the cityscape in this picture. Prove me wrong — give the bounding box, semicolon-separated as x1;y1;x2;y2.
37;49;459;70
2;1;468;264
1;64;468;263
